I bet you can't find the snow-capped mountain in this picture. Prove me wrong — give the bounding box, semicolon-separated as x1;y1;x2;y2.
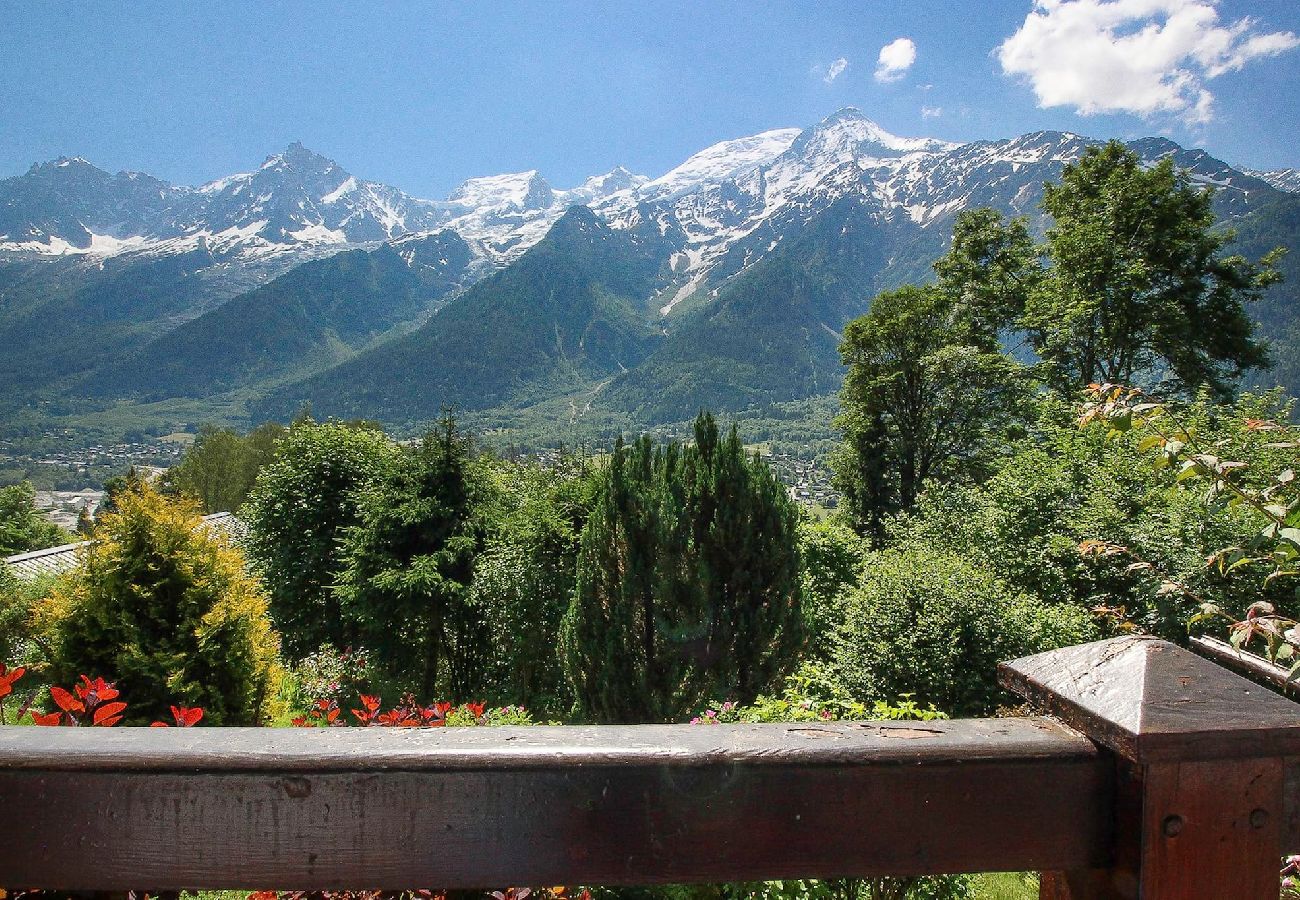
1246;168;1300;193
1;107;1290;312
0;144;649;267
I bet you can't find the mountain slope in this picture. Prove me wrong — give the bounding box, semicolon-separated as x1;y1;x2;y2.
93;231;475;399
253;206;666;424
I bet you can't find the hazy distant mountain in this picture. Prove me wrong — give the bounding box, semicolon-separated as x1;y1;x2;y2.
1;108;1295;437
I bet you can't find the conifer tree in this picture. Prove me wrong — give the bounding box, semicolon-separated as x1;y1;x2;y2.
50;482;281;725
334;412;484;699
563;413;802;723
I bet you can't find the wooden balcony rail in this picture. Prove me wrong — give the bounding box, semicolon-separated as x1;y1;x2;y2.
0;635;1296;898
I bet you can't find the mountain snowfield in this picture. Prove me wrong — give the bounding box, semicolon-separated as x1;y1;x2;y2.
1;107;1297;434
2;108;1291;297
3;108;1289;310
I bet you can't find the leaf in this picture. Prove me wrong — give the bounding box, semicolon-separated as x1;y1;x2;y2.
49;685;84;714
30;711;61;726
93;701;127;725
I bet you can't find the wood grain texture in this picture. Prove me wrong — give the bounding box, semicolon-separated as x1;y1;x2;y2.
1137;759;1283;899
0;719;1110;891
999;635;1300;763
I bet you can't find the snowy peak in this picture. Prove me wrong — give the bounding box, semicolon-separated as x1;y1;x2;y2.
448;170;554;210
636;127;801;202
564;166;650;204
1247;168;1300;192
787;108;955;165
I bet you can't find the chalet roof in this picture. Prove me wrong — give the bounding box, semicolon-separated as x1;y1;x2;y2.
2;512;243;581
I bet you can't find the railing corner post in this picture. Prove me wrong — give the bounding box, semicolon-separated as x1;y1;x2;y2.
1000;635;1300;900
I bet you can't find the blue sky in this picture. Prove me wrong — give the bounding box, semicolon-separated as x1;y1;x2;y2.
2;1;1297;197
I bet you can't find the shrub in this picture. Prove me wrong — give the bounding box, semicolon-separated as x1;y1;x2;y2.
470;453;598;714
243;420;398;658
49;483;282;725
832;546;1094;717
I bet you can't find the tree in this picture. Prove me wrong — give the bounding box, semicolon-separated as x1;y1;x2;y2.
932;207;1041;349
471;452;599;714
243;421;397;658
334;413;484;700
0;482;67;556
563;413;803;723
166;422;285;513
1025;141;1280;399
49;482;281;725
832;285;1031;533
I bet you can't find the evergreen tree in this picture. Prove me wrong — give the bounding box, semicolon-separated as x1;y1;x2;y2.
50;482;281;725
334;413;484;699
563;413;802;723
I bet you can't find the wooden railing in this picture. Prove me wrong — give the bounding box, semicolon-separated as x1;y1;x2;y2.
1;635;1298;899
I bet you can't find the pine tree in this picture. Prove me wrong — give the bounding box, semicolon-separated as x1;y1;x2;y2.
334;412;484;699
563;413;802;723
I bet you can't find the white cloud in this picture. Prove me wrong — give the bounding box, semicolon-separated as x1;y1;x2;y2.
997;0;1299;124
875;38;917;83
823;57;849;84
921;105;944;119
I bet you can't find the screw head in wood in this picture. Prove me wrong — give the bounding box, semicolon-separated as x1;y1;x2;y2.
1162;814;1184;837
1250;808;1269;829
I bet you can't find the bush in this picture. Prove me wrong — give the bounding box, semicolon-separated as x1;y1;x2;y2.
797;518;867;657
243;421;398;658
470;453;598;715
48;483;282;725
832;546;1094;717
0;482;68;556
0;567;59;670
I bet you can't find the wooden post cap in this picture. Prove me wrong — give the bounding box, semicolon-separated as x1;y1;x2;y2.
999;635;1300;764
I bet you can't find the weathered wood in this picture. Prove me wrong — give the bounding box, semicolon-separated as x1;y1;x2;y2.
999;634;1300;763
1136;758;1283;899
1190;633;1300;697
0;718;1110;891
1004;636;1300;899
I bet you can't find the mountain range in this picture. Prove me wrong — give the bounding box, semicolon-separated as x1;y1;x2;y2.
1;108;1297;443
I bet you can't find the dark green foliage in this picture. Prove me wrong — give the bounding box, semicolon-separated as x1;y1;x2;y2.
1025;141;1278;398
0;482;67;556
50;484;281;725
833;284;1032;532
164;422;284;513
335;415;484;699
256;206;664;424
242;420;397;658
796;518;867;658
896;398;1290;641
471;453;600;713
98;235;473;399
832;545;1094;717
563;413;803;723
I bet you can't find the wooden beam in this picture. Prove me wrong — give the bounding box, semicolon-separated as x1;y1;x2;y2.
0;719;1109;892
1003;636;1300;900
